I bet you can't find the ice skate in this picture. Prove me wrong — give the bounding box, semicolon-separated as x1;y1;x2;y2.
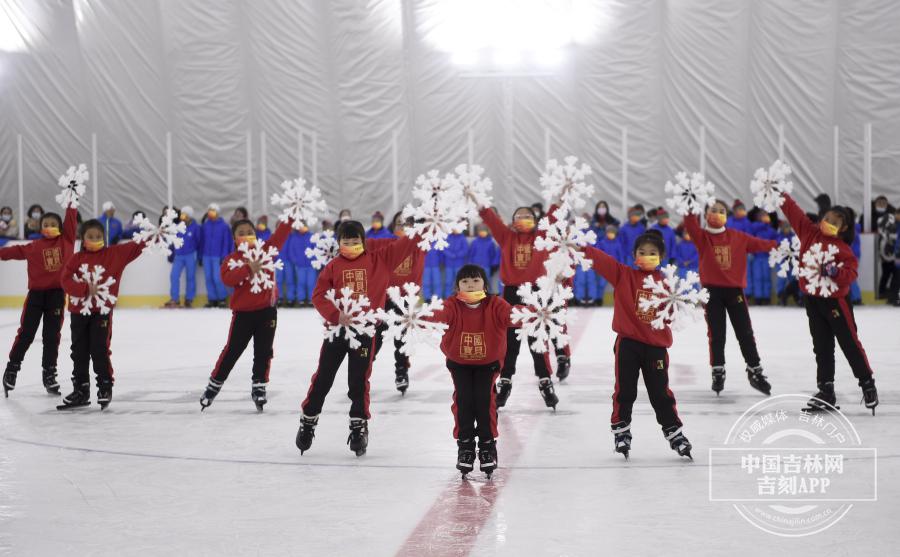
612;421;632;460
456;438;476;477
251;383;267;412
539;378;558;410
802;382;839;412
746;365;771;396
478;439;498;478
3;361;20;398
556;355;571;381
199;377;223;411
860;378;878;415
348;418;368;456
394;364;409;396
663;425;692;460
495;378;512;408
57;384;90;410
711;366;726;395
42;366;61;395
295;413;319;455
97;383;113;410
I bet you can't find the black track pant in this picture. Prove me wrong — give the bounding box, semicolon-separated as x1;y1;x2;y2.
501;285;552;380
703;286;761;368
8;288;66;368
804;296;874;385
878;260;894;296
374;300;410;372
70;312;114;389
211;306;277;384
611;336;681;429
448;360;500;441
302;334;377;419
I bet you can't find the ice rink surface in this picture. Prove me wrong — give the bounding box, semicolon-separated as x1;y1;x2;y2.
0;305;897;556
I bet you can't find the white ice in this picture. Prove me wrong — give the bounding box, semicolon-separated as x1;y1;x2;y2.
0;306;898;556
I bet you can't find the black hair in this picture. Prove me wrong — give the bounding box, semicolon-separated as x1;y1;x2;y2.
231;218;255;236
336;220;366;247
79;218;104;240
708;199;729;214
41;212;63;229
633;229;666;258
455;264;491;295
388;210;409;234
26;204;44;217
1;206;11;214
233;206;249;219
511;206;537;221
827;206;856;245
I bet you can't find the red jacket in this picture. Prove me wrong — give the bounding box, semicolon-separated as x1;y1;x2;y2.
683;214;776;288
429;295;518;366
479;205;558;286
221;220;294;312
61;240;145;314
312;236;420;324
0;208;78;290
363;237;426;288
780;193;857;299
586;246;672;348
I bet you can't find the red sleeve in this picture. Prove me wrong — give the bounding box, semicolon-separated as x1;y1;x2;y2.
111;239;145;266
833;250;859;287
367;238;398;252
424;298;454;325
585;246;623;286
312;263;340;324
743;233;778;254
492;296;522;328
0;243;28;261
63;207;78;244
61;257;89;298
480;207;511;247
545;204;561;225
683;214;706;245
780;194;814;242
221;255;252;287
377;235;419;271
268;219;294;250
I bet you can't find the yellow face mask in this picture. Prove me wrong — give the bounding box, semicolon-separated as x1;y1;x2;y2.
820;220;839;237
629;214;642;225
635;255;660;271
84;239;105;252
761;214;771;224
707;213;727;228
299;225;309;234
734;209;747;219
372;221;383;230
180;214;189;222
477;230;488;238
238;235;257;247
458;290;487;304
659;218;670;226
42;227;61;239
513;218;535;233
256;223;267;232
340;244;364;259
606;232;616;240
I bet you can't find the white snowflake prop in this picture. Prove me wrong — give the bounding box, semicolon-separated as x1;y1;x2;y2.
539;156;595;211
322;286;379;349
768;236;801;278
226;241;284;294
271;177;328;230
132;208;186;255
534;206;598;280
305;230;339;270
56;164;89;209
750;160;793;213
664;171;716;217
798;242;843;297
452;163;493;217
69;264;117;315
376;282;449;355
402;169;468;251
510;276;572;353
638;264;710;330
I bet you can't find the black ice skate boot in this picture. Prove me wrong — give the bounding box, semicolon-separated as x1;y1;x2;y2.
394;363;409;396
495;378;512;408
199;378;224;411
57;383;90;410
746;365;771;396
251;383;267;412
711;366;726;395
42;366;61;395
478;439;498;478
859;377;878;415
611;421;632;460
663;425;692;460
3;361;20;397
348;418;369;457
97;382;113;410
295;413;319;454
556;355;571;381
803;381;838;412
456;438;476;477
538;378;558;410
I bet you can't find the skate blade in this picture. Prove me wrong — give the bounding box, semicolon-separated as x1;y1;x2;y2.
56;402;90;411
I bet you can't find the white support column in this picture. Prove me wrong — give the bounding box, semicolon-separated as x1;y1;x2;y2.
312;131;318;186
91;133;98;215
165;132;173;209
621;126;629;216
698;125;706;176
833;125;840;205
298;130;305;180
543;127;551;164
863;123;872;233
467;128;474;166
17;135;24;238
246;130;253;215
391;130;399;216
260;131;268;216
778;124;785;161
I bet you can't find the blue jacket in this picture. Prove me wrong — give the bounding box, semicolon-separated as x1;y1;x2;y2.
751;221;778;242
618;222;645;257
673;239;699;271
727;215;753;235
256;227;272;243
98;214;123;245
286;230;314;267
651;224;677;263
596;235;624;264
200;217;233;258
367;227;393;239
466;235;499;272
174;221;201;255
443;233;469;268
424;242;443;268
852;223;862;258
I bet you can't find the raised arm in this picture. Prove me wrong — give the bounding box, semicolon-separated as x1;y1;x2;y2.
585;246;623;286
479;208;511;247
682;214;706;245
62;207;78;244
377;234;420;271
267;219;294;251
779;194;814;241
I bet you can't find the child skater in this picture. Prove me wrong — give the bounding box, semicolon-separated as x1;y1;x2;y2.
475;200;560;410
1;206;78;397
295;220;421;457
683;200;777;396
427;264;522;477
778;194;878;413
58;220;148;409
583;230;692;460
198;217;294;412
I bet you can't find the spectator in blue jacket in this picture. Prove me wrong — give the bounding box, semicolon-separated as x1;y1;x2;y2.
287;223;316;307
651;207;677;264
850;221;863;305
422;242;443;300
366;211;393;239
466;224;500;291
673;226;699;280
98;201;124;245
774;220;801;306
618;205;646;264
120;210;145;241
200;203;232;308
442;231;469;298
748;209;778;304
595;224;624;305
166;206;200;308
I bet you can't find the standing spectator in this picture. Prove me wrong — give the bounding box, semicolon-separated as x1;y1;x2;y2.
367;211;392;239
850;219;863;305
618;205;646;263
864;195;894;233
422;242;443;299
651;208;677;264
120;210;146;241
98;201;123;245
337;209;352;223
200;203;232;308
0;206;17;241
591;200;620;230
166;206;200;308
229;206;249;228
442;231;468;298
530;202;545;222
287;222;316;307
749;209;778;304
877;207;897;300
594;224;624;305
24;204;44;239
466;223;500;292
